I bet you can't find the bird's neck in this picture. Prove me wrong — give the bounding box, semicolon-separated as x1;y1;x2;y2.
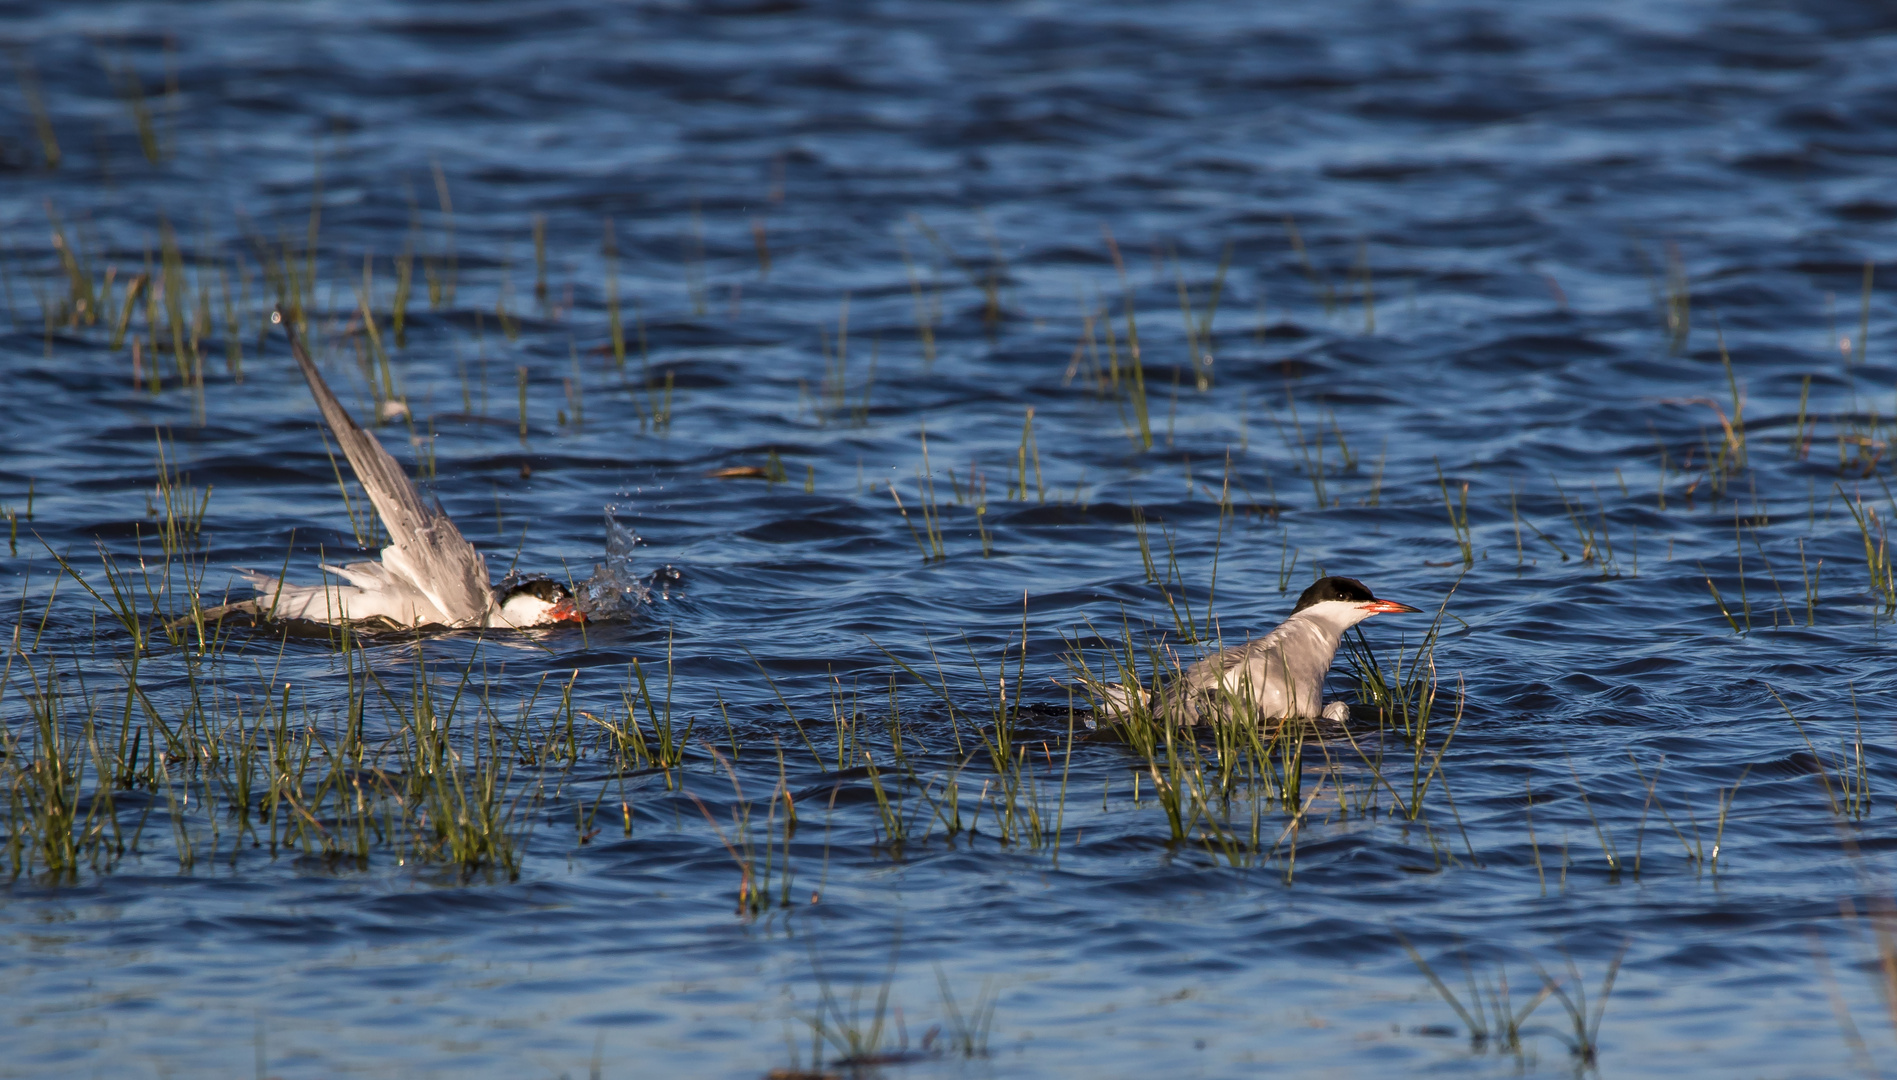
1287;610;1352;644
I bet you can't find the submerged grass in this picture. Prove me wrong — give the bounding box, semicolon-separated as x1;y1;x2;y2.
1400;932;1627;1069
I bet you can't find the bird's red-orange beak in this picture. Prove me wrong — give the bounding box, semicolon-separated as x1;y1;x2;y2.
549;598;586;624
1361;599;1421;615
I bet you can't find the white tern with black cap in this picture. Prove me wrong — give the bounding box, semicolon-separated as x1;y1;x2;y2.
1089;575;1420;724
217;309;589;630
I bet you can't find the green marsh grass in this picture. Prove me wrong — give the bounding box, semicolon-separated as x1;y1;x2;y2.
14;56;60;169
107;57;163;164
774;938;998;1074
752;217;772;279
1098;225;1153;449
1399;933;1626;1068
1436;460;1473;569
1171;240;1231;390
427;160;456;307
817;293;873;428
908;213;1002;337
1663;241;1691;353
1395;932;1555;1057
1012;407;1045;503
393;238;415;348
3;540;582;881
1856;259;1873;366
1275;394;1332;508
603;217;626;368
1282;214;1336;314
899;236;934;366
1842;488;1896;615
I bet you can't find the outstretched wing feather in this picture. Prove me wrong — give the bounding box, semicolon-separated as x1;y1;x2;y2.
279;313;494;624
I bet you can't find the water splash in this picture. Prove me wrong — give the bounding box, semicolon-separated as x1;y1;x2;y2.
572;506;668;620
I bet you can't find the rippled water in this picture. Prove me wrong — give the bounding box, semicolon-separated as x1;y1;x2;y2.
5;2;1897;1076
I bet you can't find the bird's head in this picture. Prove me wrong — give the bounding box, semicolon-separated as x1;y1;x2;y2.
497;575;586;628
1292;576;1420;629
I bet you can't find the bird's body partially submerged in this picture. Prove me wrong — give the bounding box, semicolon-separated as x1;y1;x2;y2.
216;311;588;631
1089;576;1418;725
238;565;581;630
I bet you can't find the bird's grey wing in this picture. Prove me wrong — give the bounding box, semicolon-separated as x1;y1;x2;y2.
1153;643;1248;723
1164;625;1297;721
1187;625;1292;688
279;312;495;625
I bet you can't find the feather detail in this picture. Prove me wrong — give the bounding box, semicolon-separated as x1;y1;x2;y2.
278;312;497;626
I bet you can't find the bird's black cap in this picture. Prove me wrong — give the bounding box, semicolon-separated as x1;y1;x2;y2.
1292;575;1377;612
497;573;574;603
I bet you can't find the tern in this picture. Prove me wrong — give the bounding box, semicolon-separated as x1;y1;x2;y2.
1089;576;1419;724
209;310;589;630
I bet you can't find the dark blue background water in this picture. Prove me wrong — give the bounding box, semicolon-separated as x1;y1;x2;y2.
5;1;1897;1076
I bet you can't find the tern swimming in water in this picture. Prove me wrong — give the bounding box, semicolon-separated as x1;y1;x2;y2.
1087;575;1419;724
208;309;612;631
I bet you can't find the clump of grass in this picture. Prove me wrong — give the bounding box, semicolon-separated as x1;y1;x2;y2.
1622;752;1748;875
1662;241;1690;352
620;647;693;786
0;648;135;881
817;293;854;427
1399;932;1626;1068
1342;581;1456;739
1841;488;1896;616
1131;505;1159;583
1354;237;1376;333
353;258;401;419
1100;226;1152;450
777;939;997;1076
108;57;164;164
752;217;773;280
899;236;934;366
691;742;794;915
889;432;948;563
43;204;104;333
1394;932;1554;1056
1012;407;1045;503
516;363;531;441
150;429;212;557
1171;240;1230;390
909;212;1003;337
15;55;60;169
427;160;457;307
1436;460;1473;568
603;217;625;368
1283;214;1336;313
1547;476;1621;575
0;553;573;884
155;219;198;390
1273;394;1331;508
1538;942;1629;1068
